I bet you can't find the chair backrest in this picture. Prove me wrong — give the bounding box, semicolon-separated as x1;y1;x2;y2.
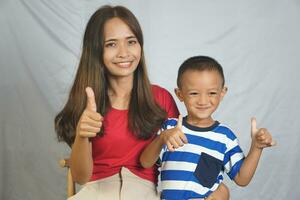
59;158;76;197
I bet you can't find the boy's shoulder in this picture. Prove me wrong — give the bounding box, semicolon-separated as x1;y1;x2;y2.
162;118;178;129
214;122;238;140
161;118;238;140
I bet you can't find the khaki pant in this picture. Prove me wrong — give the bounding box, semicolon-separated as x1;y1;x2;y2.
68;167;160;200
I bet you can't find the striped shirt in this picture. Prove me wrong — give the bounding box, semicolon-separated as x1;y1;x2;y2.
158;117;245;200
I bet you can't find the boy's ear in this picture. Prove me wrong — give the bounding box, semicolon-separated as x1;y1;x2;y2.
174;88;184;102
220;86;228;100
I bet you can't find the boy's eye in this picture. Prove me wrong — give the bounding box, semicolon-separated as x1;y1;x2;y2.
189;92;198;96
208;92;217;96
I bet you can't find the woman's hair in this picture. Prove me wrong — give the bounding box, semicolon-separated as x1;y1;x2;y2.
55;5;167;146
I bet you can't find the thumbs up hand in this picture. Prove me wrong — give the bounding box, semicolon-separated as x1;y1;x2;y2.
76;87;104;138
86;87;97;112
160;115;188;152
251;117;276;149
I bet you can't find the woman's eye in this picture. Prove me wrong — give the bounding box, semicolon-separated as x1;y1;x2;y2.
128;40;137;45
105;42;116;48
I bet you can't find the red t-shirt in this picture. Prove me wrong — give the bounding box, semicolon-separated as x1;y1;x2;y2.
90;85;179;183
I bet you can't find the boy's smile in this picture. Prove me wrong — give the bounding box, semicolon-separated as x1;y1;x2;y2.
175;69;227;127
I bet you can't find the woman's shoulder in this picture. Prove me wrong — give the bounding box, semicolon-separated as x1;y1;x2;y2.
151;84;174;104
151;84;179;117
151;84;170;96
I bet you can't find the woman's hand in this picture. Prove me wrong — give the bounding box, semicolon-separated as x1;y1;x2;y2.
76;87;103;138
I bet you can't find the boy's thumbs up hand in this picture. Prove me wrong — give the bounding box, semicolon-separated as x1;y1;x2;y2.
176;115;188;144
76;87;103;138
176;114;183;130
251;117;276;149
160;115;188;152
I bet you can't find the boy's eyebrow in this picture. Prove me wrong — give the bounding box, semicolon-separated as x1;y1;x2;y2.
185;87;221;91
207;88;222;91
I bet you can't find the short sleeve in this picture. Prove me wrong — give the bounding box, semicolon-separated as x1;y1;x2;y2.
158;118;178;166
223;130;245;180
152;85;179;118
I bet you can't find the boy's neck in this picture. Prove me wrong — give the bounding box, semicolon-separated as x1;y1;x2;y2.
186;116;215;128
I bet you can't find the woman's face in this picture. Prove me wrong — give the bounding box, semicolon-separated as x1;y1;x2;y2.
103;17;141;79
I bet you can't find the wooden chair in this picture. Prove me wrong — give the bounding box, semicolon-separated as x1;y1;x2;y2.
59;158;76;197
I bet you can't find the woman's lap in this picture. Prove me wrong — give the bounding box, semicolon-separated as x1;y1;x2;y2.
68;167;159;200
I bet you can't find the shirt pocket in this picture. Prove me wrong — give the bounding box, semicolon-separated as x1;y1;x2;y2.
193;152;223;188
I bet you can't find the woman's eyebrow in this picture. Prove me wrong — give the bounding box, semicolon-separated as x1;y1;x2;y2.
105;35;136;42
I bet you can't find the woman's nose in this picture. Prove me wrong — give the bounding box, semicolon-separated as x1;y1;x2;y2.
117;43;129;58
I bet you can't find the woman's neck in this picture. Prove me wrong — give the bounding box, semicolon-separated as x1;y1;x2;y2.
108;76;133;110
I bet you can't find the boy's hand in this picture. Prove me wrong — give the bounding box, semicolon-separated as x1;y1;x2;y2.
160;115;188;151
251;117;276;149
76;87;104;138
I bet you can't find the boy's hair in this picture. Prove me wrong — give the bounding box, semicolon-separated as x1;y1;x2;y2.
177;55;225;88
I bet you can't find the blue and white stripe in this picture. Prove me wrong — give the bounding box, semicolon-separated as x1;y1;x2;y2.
157;118;245;199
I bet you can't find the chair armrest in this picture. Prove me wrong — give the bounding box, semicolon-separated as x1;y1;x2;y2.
59;158;71;168
59;158;76;197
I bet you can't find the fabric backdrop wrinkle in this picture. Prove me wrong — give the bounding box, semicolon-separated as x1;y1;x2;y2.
1;1;299;200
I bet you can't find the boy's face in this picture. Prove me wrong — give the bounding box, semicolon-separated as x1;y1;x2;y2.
175;69;227;127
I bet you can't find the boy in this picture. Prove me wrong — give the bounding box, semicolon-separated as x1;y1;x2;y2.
140;56;275;200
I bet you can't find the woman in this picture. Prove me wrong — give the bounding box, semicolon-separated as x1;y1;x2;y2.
55;5;229;200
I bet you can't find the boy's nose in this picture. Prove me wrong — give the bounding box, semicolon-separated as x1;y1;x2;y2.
197;94;208;104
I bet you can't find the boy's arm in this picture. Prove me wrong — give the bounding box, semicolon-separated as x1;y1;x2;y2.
234;118;276;186
140;115;188;168
234;142;263;186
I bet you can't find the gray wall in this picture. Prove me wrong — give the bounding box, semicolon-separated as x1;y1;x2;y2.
1;0;299;199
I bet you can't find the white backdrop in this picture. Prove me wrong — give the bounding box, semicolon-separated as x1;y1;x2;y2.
1;0;299;199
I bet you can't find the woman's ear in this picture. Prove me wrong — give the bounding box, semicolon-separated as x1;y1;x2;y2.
174;88;184;102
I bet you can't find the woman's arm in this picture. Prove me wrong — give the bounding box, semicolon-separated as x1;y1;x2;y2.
206;183;230;200
70;87;103;184
70;135;93;184
140;134;164;168
140;115;187;168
